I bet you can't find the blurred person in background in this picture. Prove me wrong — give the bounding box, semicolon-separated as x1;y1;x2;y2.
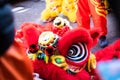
76;0;108;48
0;0;33;80
108;0;120;35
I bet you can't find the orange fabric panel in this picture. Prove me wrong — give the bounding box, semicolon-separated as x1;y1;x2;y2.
0;40;33;80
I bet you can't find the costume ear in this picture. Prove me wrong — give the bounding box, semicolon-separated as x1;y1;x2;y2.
89;28;101;46
20;22;42;47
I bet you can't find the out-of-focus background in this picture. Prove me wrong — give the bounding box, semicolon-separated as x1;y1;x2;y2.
9;0;120;52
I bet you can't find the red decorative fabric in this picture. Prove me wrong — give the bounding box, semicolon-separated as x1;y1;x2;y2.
76;0;107;36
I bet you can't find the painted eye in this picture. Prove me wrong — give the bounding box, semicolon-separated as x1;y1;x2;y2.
66;43;88;63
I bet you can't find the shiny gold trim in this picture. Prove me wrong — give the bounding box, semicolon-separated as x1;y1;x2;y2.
38;31;55;46
87;53;96;72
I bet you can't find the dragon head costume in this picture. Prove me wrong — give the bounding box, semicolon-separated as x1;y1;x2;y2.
15;19;120;80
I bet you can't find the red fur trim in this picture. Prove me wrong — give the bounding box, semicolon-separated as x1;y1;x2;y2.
15;29;23;39
113;39;120;58
33;60;95;80
95;39;120;62
75;69;91;80
58;28;93;66
33;60;79;80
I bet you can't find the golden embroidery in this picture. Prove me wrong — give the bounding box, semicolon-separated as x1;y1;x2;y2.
90;0;107;18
